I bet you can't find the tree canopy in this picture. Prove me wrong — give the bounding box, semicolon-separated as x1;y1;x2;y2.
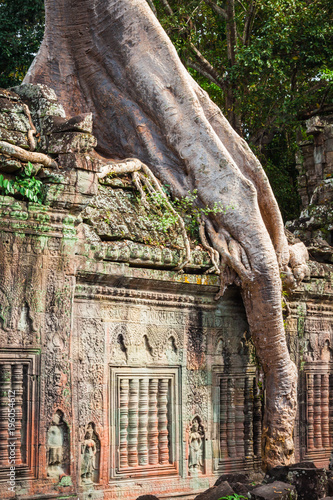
1;0;332;219
0;0;44;88
149;0;333;220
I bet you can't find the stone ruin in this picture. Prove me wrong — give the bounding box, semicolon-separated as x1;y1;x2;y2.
0;84;332;499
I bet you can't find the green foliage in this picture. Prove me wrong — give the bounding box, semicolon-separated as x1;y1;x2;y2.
0;162;43;203
138;186;231;239
0;0;44;88
218;495;246;500
151;0;333;220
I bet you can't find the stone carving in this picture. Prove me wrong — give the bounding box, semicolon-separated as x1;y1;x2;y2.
109;322;183;364
47;410;69;479
78;318;105;427
188;417;204;476
186;370;209;427
187;327;207;370
81;423;100;484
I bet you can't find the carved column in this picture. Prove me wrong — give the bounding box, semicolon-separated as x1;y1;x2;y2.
321;374;330;448
148;379;159;465
227;378;236;458
119;378;129;468
0;364;11;465
314;374;322;448
253;377;262;458
138;378;149;466
329;374;333;448
307;373;314;450
235;377;245;457
12;364;23;464
157;378;169;465
128;378;139;467
219;377;228;458
244;376;254;457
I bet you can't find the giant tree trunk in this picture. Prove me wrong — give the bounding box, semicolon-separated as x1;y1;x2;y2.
25;0;298;470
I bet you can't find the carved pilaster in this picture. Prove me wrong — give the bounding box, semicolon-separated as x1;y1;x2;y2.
307;373;314;450
138;378;149;466
158;378;169;464
227;378;236;458
0;364;11;465
253;377;262;458
244;376;254;457
235;377;245;457
322;373;330;448
128;379;139;467
119;378;129;468
12;364;23;464
314;374;322;448
219;377;228;458
148;378;159;466
329;374;333;448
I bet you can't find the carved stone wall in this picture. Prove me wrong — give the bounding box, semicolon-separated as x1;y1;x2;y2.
0;85;332;499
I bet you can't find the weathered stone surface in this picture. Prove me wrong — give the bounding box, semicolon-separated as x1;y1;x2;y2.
0;154;22;173
250;481;297;499
43;113;93;134
214;472;250;486
288;115;333;251
0;110;30;132
45;131;97;154
58;152;101;172
0;127;28;149
194;481;235;500
81;184;185;248
0;97;25;113
266;464;327;500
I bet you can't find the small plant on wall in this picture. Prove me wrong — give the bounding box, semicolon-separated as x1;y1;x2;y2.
218;495;247;500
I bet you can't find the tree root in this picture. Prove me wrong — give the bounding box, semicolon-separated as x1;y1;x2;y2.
97;158;191;271
206;219;253;286
22;103;37;151
0;141;57;168
198;218;220;274
132;171;150;210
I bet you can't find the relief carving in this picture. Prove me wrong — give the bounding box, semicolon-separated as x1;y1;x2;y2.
188;416;205;476
80;423;100;484
47;410;69;480
78;318;105;426
109;322;183;364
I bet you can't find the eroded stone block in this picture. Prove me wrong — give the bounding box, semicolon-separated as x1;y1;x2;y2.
250;481;297;500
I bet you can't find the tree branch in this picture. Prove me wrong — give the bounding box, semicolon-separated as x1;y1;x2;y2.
187;60;225;91
146;0;157;16
243;0;257;47
160;0;173;16
189;42;226;89
204;0;227;19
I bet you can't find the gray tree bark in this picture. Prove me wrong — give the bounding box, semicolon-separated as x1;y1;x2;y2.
25;0;303;469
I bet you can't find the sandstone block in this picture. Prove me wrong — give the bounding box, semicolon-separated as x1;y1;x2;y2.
0;155;22;173
46;132;97;154
250;481;297;499
42;113;93;135
58;153;101;172
0;111;30;133
194;480;235;500
215;472;250;486
0;97;25;114
0;127;28;149
266;464;327;500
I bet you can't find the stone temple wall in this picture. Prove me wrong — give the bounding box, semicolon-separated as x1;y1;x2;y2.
0;85;332;499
